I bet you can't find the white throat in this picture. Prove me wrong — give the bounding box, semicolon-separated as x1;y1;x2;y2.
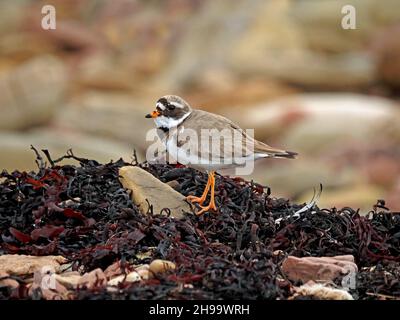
154;111;191;129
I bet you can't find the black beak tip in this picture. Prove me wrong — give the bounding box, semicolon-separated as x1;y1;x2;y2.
145;114;151;118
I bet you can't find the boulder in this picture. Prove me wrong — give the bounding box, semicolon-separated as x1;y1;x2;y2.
225;93;400;153
0;55;67;130
0;254;67;276
229;1;376;89
53;91;154;154
0;1;26;32
119;166;193;218
372;24;400;90
281;255;358;284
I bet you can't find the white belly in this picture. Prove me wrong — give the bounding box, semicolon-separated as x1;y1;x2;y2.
165;137;266;172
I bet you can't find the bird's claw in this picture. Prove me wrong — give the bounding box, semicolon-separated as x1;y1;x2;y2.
186;195;206;205
195;202;217;216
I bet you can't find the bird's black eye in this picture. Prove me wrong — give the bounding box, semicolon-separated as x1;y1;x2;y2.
167;104;175;110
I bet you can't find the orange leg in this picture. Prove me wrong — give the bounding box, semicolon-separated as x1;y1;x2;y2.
196;171;217;216
186;173;212;205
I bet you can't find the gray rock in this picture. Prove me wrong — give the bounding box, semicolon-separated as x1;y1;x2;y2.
53;91;154;155
225;93;400;154
0;55;67;130
0;254;67;276
282;255;357;283
119;166;193;218
228;0;397;89
0;1;28;32
372;24;400;89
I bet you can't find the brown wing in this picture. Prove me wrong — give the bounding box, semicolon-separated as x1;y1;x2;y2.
230;119;298;159
178;109;297;160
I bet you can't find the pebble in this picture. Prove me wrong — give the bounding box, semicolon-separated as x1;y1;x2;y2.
149;259;176;275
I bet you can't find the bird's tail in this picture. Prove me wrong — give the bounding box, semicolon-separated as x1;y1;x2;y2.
273;150;298;159
254;140;298;159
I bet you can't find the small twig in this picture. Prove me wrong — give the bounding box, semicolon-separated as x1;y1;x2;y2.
52;149;92;165
41;149;55;167
131;149;139;166
30;145;46;171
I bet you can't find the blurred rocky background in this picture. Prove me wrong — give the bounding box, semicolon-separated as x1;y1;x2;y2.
0;0;399;211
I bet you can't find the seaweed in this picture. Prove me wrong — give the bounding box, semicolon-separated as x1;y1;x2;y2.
0;149;399;299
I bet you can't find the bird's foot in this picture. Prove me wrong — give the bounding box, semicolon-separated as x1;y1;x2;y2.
186;194;207;205
195;201;217;216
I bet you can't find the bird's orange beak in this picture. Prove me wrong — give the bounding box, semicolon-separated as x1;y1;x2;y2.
145;110;160;118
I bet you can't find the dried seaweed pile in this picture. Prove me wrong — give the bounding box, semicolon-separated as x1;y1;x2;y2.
1;150;400;300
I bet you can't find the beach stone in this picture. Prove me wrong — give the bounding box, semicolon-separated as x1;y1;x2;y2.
185;76;298;112
372;24;400;90
107;271;141;286
0;55;67;130
37;284;69;300
77;268;107;290
54;272;82;290
126;271;141;282
281;255;358;284
136;268;152;280
53;91;154;154
292;282;354;300
119;166;193;218
107;275;126;287
155;0;383;91
229;1;375;89
0;254;67;276
0;271;19;290
0;1;27;32
149;259;176;275
226;94;400;152
30;267;70;300
363;156;400;187
104;261;125;280
135;265;152;280
281;96;399;153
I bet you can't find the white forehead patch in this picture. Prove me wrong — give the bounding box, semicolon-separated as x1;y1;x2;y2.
156;102;165;110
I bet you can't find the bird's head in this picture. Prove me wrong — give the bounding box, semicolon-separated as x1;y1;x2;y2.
146;95;192;129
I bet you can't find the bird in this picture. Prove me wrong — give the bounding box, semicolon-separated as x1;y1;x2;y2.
145;95;297;216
